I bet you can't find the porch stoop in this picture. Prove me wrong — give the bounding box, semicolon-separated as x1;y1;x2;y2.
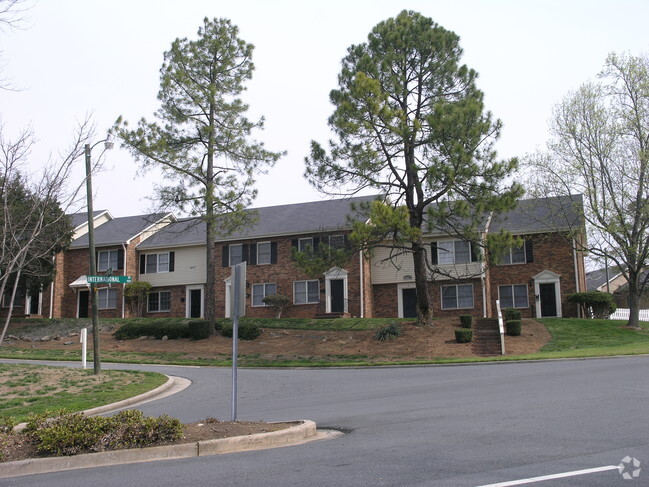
472;318;502;356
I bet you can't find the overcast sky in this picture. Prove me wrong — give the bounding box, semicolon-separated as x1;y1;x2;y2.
1;0;648;217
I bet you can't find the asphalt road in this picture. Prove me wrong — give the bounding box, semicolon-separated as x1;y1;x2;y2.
3;356;649;486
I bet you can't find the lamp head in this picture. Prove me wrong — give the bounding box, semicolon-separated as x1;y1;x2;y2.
104;133;114;150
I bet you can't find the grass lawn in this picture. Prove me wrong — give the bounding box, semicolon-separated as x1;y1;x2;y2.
0;363;167;423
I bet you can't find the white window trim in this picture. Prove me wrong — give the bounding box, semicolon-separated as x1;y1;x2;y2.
97;249;118;272
436;240;472;265
298;237;313;252
498;284;529;309
294;280;320;305
97;287;118;310
441;283;474;310
148;290;171;313
502;243;526;265
257;241;272;265
229;244;243;267
145;252;171;274
252;283;276;307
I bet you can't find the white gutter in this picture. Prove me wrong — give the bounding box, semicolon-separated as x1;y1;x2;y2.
572;237;581;318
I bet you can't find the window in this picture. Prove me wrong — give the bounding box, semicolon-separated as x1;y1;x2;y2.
441;284;474;310
329;235;345;249
141;252;174;274
499;284;529;308
98;250;119;272
435;240;474;265
252;283;277;307
2;288;25;308
148;291;171;312
230;244;244;266
97;288;117;309
298;238;313;252
502;243;526;264
294;280;319;304
257;242;271;265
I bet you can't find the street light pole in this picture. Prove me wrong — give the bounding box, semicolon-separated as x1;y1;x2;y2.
84;136;113;375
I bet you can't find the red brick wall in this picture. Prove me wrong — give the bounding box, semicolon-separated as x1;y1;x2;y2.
371;278;485;319
487;233;582;318
214;234;363;319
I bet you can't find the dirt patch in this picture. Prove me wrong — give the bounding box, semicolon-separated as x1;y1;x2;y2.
3;318;551;362
1;420;293;463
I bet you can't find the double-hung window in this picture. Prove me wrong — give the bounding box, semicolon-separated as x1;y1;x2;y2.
298;238;314;253
436;241;473;265
97;288;117;309
252;283;277;307
148;291;171;312
441;284;474;310
230;244;244;266
141;252;174;274
294;280;319;304
502;243;526;264
97;250;119;272
329;235;345;249
257;242;271;265
499;285;529;308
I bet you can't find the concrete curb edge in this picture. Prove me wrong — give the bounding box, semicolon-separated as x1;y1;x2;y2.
1;420;317;479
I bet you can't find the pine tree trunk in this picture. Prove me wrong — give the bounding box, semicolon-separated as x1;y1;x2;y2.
412;241;433;326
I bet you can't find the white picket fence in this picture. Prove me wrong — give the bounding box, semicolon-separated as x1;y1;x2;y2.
609;308;649;321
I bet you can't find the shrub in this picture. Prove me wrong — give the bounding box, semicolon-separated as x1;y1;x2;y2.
455;329;473;343
188;320;211;340
567;291;617;319
262;294;291;318
459;315;473;328
503;308;521;321
123;281;152;318
114;320;190;340
374;323;402;341
220;322;261;340
506;320;522;336
24;409;182;456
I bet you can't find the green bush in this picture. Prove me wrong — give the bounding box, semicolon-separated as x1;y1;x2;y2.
455;329;473;343
114;320;190;340
220;322;261;340
503;308;522;321
459;315;473;328
374;323;402;341
24;409;182;456
188;320;211;340
506;320;522;336
567;291;617;319
262;294;291;318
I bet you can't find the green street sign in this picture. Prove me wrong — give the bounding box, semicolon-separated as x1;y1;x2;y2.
87;276;133;284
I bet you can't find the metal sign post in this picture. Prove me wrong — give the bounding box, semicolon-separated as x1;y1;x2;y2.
231;262;246;421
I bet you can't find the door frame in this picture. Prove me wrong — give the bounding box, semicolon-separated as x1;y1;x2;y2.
533;270;562;317
324;267;348;314
185;285;204;319
397;283;417;318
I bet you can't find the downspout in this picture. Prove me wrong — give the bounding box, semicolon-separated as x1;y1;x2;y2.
49;253;55;319
122;242;127;319
359;249;364;318
572;237;581;318
482;212;494;318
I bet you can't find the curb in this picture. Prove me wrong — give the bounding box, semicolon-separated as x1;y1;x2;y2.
13;375;190;432
1;420;318;479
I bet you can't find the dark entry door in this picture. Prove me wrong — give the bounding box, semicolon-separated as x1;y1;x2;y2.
539;283;557;317
330;279;344;313
29;294;39;314
78;290;89;318
189;289;202;318
402;288;417;318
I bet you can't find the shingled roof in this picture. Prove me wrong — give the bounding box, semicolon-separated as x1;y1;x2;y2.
70;213;173;248
137;194;380;249
488;194;584;234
